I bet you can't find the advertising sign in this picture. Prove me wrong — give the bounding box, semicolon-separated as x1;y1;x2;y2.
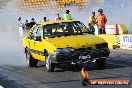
120;35;132;49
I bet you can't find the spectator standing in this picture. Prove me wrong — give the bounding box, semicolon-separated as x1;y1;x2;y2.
63;10;72;21
96;9;107;34
18;17;23;37
24;20;30;30
29;18;36;28
55;14;62;21
88;12;96;34
42;17;48;22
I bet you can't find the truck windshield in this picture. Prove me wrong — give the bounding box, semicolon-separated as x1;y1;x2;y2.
43;21;91;38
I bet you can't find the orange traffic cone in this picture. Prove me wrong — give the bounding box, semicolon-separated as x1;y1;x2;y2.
115;24;119;35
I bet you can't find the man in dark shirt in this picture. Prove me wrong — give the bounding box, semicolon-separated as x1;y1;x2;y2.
24;20;30;30
29;18;36;28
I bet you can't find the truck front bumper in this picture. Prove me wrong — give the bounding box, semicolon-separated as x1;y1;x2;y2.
49;48;110;66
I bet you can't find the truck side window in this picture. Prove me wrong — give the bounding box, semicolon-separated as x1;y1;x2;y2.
30;26;38;40
35;26;42;41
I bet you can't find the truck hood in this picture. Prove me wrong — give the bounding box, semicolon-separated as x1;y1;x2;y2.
46;34;106;49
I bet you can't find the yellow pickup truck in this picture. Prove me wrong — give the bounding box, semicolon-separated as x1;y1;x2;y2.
23;21;110;72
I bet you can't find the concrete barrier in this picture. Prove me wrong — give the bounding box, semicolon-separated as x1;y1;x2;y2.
97;34;132;50
98;35;118;49
95;24;132;50
94;24;128;35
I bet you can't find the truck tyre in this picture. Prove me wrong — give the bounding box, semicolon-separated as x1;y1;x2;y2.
46;55;55;72
26;52;38;67
96;58;106;68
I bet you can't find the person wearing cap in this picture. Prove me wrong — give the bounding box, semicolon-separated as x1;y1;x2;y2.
42;17;48;22
55;14;62;21
63;10;72;21
29;18;36;28
96;9;107;34
88;12;96;34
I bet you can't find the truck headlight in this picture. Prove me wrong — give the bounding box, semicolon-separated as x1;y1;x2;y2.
96;43;108;49
55;48;75;54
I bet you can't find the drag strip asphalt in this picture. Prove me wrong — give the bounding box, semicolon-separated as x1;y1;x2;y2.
0;49;132;88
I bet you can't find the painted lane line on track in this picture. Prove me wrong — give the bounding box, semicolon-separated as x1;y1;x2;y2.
0;85;4;88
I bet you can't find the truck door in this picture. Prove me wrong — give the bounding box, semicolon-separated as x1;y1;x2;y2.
28;25;39;59
33;26;45;62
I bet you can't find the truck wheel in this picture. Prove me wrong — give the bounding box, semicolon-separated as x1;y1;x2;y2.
46;56;55;72
26;52;38;67
96;58;106;68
